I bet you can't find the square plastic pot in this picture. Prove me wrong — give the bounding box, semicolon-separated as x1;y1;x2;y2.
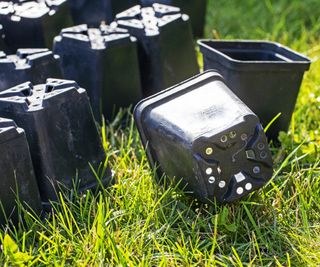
68;0;139;27
0;118;42;225
53;24;143;122
0;0;73;53
198;40;311;142
0;48;62;92
134;71;273;204
0;79;112;206
140;0;207;37
115;3;199;96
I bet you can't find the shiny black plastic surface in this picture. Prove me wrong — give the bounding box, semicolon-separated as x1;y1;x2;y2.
134;71;273;203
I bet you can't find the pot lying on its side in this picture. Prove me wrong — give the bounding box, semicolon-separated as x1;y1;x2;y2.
134;71;273;204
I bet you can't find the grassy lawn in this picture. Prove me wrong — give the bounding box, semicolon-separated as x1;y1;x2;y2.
1;0;320;266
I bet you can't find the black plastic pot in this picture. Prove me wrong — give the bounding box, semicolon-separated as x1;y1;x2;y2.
53;24;142;121
0;79;112;206
134;71;273;204
68;0;139;27
0;0;73;52
115;3;199;96
0;118;42;225
199;40;311;142
0;48;62;92
140;0;207;37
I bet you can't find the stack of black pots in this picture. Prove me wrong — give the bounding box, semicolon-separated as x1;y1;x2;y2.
0;0;312;226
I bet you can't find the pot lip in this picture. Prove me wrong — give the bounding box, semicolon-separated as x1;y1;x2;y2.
198;39;311;71
0;120;22;144
134;70;224;169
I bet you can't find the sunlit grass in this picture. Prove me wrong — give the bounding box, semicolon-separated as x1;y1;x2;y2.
1;0;320;266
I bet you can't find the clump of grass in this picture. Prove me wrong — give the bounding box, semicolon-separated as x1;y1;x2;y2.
1;0;320;265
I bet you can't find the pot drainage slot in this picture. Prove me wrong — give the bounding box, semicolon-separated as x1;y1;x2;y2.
45;85;54;93
21;88;32;96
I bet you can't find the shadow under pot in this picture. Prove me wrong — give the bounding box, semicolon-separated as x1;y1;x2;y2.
198;40;311;143
134;70;273;204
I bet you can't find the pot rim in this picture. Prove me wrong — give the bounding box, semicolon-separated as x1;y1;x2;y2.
198;39;311;72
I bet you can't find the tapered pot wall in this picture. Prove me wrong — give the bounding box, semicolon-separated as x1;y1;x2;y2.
199;40;311;142
0;118;42;225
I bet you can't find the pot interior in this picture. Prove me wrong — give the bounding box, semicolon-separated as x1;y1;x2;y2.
219;48;290;62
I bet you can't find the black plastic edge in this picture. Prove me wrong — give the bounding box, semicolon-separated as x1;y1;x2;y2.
198;39;312;72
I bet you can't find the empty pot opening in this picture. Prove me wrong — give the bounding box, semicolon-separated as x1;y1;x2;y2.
220;49;289;62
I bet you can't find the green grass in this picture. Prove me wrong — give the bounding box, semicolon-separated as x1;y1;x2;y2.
1;0;320;265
